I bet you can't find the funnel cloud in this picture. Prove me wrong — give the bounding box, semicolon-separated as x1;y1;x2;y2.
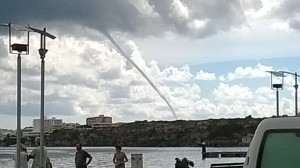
103;30;178;120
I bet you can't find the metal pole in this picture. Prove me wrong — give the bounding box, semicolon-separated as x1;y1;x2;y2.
40;58;45;167
26;26;55;167
295;72;298;116
40;30;46;168
202;142;206;160
276;89;279;117
8;23;11;53
16;53;21;168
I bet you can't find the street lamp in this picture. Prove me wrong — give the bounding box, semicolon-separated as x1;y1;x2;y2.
278;71;300;116
0;23;30;168
27;26;55;168
266;71;285;117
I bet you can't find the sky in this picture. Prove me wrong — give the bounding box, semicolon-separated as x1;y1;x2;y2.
1;0;300;129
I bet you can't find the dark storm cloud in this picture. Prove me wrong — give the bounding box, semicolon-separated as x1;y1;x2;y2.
22;79;40;91
0;0;248;38
271;0;300;31
107;96;155;105
21;65;52;91
0;101;16;115
45;101;76;116
0;87;77;116
99;68;121;80
290;20;300;30
22;65;40;76
149;0;246;37
0;0;146;36
243;0;263;10
20;101;75;116
53;74;99;89
132;97;156;104
0;39;8;58
130;80;147;86
271;0;300;19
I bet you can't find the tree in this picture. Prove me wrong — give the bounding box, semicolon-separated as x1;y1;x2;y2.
175;157;194;168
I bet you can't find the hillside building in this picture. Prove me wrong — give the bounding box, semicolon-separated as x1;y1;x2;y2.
33;117;63;133
62;122;80;129
86;114;115;129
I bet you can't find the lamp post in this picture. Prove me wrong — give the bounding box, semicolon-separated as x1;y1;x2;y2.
278;71;300;116
266;71;285;117
0;23;30;168
27;26;55;168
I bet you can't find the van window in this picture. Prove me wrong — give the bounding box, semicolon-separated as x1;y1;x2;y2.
258;130;300;168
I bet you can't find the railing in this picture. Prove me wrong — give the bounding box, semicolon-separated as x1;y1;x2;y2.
202;151;247;159
210;162;244;168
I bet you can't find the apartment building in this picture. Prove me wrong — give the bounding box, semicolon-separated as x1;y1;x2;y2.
86;115;114;129
32;117;63;133
62;122;80;129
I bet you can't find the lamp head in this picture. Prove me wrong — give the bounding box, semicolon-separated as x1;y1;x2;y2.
272;84;283;89
11;44;28;53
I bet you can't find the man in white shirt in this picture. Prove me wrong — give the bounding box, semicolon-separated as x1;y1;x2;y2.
28;137;48;168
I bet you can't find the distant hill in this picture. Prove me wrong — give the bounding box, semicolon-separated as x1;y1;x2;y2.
0;116;265;147
47;116;264;147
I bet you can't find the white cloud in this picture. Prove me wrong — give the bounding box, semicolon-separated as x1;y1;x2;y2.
254;86;273;103
227;63;273;81
218;75;226;82
281;97;294;116
162;65;194;82
188;19;209;30
213;83;253;102
170;0;189;20
129;0;158;17
194;70;216;81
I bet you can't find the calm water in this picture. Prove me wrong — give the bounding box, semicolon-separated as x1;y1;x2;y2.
0;147;247;168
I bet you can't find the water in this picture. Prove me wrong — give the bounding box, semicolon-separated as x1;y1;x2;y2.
0;147;247;168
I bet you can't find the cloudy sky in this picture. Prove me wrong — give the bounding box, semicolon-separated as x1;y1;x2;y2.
1;0;300;129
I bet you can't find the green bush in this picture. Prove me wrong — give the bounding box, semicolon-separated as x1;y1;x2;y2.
175;157;194;168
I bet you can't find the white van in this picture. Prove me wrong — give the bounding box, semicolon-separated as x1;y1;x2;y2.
243;117;300;168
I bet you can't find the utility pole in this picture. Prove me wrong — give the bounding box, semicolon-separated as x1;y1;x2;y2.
28;26;55;168
1;23;30;168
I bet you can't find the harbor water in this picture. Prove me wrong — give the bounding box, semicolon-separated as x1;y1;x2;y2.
0;147;246;168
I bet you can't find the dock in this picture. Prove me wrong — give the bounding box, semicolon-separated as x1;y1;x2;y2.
203;151;247;159
201;142;247;159
210;162;244;168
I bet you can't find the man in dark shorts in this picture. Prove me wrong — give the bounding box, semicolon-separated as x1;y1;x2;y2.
75;143;93;168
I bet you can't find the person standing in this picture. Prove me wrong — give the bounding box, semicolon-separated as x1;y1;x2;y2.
28;137;48;168
75;142;93;168
113;146;128;168
13;145;28;168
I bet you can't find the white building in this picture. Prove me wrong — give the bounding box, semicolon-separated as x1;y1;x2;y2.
22;126;34;137
62;122;80;129
33;117;63;133
86;115;113;129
